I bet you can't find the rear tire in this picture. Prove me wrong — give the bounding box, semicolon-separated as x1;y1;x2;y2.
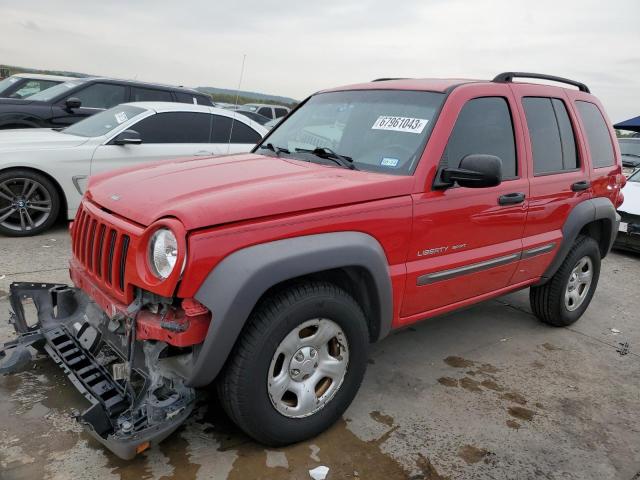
217;281;369;446
530;235;601;327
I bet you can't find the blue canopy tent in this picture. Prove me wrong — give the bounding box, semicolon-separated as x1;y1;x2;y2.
614;116;640;134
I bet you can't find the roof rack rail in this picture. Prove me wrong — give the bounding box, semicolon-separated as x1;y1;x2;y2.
371;78;408;82
492;72;590;93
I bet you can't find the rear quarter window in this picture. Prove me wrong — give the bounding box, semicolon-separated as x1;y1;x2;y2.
575;101;615;168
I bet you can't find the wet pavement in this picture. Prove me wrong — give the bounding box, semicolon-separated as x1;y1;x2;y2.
1;223;639;479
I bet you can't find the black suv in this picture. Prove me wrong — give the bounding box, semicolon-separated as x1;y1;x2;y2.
0;77;213;129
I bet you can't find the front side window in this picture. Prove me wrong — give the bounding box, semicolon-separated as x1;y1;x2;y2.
442;97;517;178
523;97;578;174
258;107;273;119
131;87;173;102
262;90;445;175
576;101;615;168
69;83;128;109
63;105;147;137
133;112;212;143
10;79;59;99
275;108;289;118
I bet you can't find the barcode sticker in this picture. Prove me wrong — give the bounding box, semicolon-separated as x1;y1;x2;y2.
372;116;428;134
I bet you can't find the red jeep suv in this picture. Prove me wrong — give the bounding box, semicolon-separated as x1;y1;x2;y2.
1;72;624;459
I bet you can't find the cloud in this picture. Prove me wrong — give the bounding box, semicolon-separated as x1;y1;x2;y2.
0;0;638;121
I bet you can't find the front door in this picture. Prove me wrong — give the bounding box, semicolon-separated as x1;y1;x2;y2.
401;89;529;321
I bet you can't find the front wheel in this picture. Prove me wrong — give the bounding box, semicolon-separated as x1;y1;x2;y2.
0;169;60;236
530;235;601;327
217;281;369;446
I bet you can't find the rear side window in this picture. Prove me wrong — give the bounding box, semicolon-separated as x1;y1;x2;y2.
523;97;578;174
211;115;262;144
275;108;288;118
131;87;173;102
133;112;212;143
575;101;615;168
442;97;517;179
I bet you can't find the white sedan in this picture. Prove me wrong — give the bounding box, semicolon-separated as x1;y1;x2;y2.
0;102;267;236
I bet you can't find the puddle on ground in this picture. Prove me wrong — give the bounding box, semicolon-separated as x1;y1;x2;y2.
457;445;489;464
369;410;394;428
480;379;503;392
500;392;527;406
443;356;475;368
506;419;521;430
437;377;458;387
507;406;535;422
459;377;482;393
541;342;562;351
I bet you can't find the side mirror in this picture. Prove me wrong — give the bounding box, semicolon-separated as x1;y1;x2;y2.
112;130;142;146
440;154;502;188
65;97;82;110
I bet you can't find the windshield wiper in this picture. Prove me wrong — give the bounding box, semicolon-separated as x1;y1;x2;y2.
294;147;356;170
257;143;290;156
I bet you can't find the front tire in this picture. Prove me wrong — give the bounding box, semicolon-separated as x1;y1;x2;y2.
530;235;601;327
0;169;60;237
217;281;369;446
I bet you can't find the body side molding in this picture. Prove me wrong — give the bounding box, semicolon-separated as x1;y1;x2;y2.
189;232;393;387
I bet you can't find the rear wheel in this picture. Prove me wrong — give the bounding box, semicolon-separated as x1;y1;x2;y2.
217;281;369;446
530;235;601;327
0;170;60;236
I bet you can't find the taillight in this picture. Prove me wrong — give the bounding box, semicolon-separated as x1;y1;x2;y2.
616;191;624;209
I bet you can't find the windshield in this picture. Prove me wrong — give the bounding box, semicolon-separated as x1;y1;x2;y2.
619;139;640;156
28;80;83;101
0;76;21;95
63;105;146;137
261;90;445;175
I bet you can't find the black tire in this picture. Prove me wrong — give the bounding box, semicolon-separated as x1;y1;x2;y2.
530;235;601;327
0;169;60;237
217;281;369;446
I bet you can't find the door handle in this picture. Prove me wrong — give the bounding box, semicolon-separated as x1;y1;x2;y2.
571;180;591;192
194;150;214;156
498;192;526;205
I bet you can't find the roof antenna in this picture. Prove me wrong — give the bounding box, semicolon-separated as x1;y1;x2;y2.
227;54;247;154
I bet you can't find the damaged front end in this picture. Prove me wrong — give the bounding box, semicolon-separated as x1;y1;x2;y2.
0;282;201;460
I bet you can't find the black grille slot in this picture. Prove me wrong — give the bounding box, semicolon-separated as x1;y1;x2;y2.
87;220;97;270
106;230;117;285
119;236;130;292
96;224;106;277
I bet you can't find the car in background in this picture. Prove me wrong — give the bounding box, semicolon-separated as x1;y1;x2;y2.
0;73;76;99
0;77;213;130
239;103;290;120
619;137;640;177
264;117;283;129
0;102;267;236
237;110;271;125
615;169;640;252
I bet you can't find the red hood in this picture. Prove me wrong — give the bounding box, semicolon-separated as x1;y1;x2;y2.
87;154;414;230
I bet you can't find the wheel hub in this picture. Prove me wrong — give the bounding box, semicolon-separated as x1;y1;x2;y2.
289;346;319;381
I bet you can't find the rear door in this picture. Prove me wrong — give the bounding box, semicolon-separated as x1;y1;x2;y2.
402;86;529;319
509;84;590;283
90;111;215;174
210;114;264;155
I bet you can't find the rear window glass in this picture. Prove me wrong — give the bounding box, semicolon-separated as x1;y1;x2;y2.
575;101;615;168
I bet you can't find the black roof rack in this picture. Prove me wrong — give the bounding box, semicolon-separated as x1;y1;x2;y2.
371;78;408;82
492;72;590;93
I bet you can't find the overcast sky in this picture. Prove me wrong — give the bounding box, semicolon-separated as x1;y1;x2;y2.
1;0;638;122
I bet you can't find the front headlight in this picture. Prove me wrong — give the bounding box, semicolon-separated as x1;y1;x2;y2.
148;228;179;279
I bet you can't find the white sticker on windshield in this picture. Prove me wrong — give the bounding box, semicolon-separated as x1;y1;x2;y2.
8;78;18;83
372;116;428;134
381;157;399;167
114;112;128;124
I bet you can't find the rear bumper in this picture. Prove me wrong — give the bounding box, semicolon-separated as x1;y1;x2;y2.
1;282;195;460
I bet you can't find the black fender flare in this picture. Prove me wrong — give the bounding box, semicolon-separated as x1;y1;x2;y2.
188;232;393;387
539;197;620;283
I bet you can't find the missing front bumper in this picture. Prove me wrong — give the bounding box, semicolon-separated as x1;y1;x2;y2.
0;282;195;460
